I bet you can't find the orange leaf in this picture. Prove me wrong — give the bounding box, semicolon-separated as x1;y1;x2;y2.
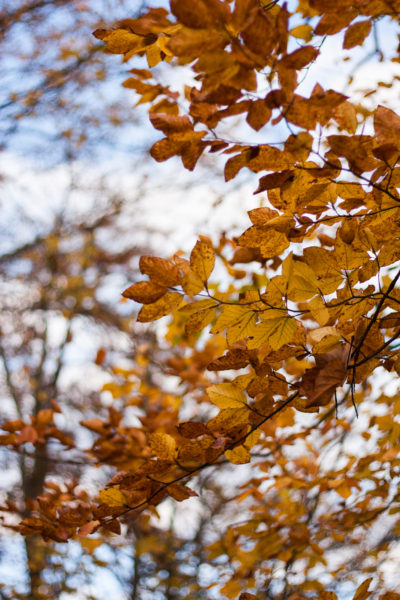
280;46;319;69
139;255;181;287
122;281;167;304
78;520;100;537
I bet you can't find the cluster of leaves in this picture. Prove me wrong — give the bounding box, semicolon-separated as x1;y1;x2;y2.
5;0;400;598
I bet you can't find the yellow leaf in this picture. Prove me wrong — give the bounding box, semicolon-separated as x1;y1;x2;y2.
211;304;254;334
185;306;217;336
179;298;216;315
283;253;319;301
247;314;297;351
182;268;204;295
99;488;128;507
207;383;247;409
226;311;257;345
335;482;352;499
146;43;162;68
247;319;278;350
290;24;313;42
225;445;251;464
148;432;177;461
238;226;289;259
309;296;330;326
137;292;182;322
207;407;249;433
100;29;148;54
190;240;215;282
156;33;175;57
244;427;260;449
308;326;339;345
268;316;297;351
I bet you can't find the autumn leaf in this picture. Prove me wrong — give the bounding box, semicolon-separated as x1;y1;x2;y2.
343;20;371;49
207;383;248;409
225;445;251;465
99;488;128;507
353;578;373;600
148;432;177;461
137;292;182;322
122;281;167;304
139;255;181;287
190;240;215;282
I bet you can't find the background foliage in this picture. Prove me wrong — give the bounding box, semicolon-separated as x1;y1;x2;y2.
3;1;400;599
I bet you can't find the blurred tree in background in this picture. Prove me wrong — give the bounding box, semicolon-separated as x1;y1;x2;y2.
5;2;400;600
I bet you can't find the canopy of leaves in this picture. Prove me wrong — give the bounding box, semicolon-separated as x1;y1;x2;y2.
4;0;400;599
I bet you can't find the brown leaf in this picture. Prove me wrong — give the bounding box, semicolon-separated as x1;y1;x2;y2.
343;20;371;49
207;349;250;371
170;0;228;29
168;483;198;501
353;578;372;600
177;422;211;438
374;105;400;150
246;100;271;131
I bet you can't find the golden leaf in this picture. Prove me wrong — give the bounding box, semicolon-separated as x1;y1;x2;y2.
308;326;339;346
146;43;162;68
227;311;257;345
238;226;289;259
100;29;149;54
207;407;249;434
225;445;251;465
179;298;217;315
99;488;128;507
309;296;330;326
211;304;254;334
148;432;177;461
290;24;313;42
182;268;204;295
283;254;319;301
190;240;215;282
268;316;297;351
185;306;217;336
244;427;260;449
207;383;248;409
137;292;182;322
